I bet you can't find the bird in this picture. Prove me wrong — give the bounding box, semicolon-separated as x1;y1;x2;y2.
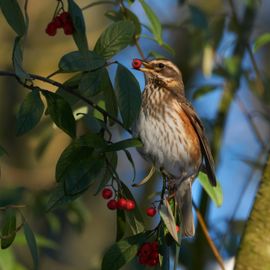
133;58;217;237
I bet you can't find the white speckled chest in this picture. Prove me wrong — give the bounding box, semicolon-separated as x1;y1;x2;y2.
135;85;202;180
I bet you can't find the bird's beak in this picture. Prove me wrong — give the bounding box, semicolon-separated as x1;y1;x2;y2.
139;60;154;73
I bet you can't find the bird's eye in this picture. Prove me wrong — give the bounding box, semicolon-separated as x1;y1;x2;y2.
158;63;165;69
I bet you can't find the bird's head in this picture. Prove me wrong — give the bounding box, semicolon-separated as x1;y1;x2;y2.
133;58;184;95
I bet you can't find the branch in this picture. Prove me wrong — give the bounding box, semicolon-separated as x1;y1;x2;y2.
192;201;225;270
0;70;132;134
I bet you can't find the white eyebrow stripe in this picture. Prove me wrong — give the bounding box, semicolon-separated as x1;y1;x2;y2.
150;60;181;75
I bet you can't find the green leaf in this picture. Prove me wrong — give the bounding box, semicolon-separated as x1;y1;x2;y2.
63;150;105;195
198;171;223;207
94;21;135;59
105;138;142;152
105;9;141;37
0;145;7;158
56;134;106;183
123;150;136;182
67;0;88;54
23;223;39;270
253;33;270;52
116;209;126;241
46;183;80;211
159;200;179;244
102;69;118;123
1;209;16;249
115;63;141;128
138;0;162;44
78;69;112;98
192;85;218;100
12;36;30;80
189;4;208;29
82;113;102;133
94;151;117;195
121;182;144;234
101;233;148;270
0;0;26;35
43;91;76;138
59;51;106;72
16;89;44;136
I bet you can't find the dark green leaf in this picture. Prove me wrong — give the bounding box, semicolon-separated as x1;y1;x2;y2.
101;233;148;270
116;209;126;241
82;113;102;133
1;209;16;249
0;0;26;35
189;4;208;29
159;200;179;244
198;172;223;207
56;134;106;183
59;51;106;72
105;9;141;37
192;85;218;100
138;0;162;44
16;89;44;136
56;73;83;105
12;36;30;80
102;69;118;122
115;63;141;128
23;223;39;270
123;150;136;182
78;69;104;97
0;145;7;158
94;151;117;195
94;21;135;59
46;183;80;211
121;182;144;234
68;0;89;54
63;150;105;195
253;33;270;52
105;138;142;152
43;91;76;138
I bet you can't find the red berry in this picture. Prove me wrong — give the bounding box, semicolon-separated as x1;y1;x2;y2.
146;207;156;217
125;199;136;211
107;199;117;210
151;241;158;251
176;225;180;233
138;243;152;256
132;58;142;69
45;22;57;36
102;188;113;199
117;198;127;209
59;11;71;23
63;22;74;35
52;16;63;28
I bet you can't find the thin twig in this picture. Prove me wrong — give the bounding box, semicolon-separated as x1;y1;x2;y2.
235;94;266;148
192;201;225;270
227;0;265;95
0;69;131;134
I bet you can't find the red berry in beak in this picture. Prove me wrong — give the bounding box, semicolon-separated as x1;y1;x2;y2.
132;58;142;69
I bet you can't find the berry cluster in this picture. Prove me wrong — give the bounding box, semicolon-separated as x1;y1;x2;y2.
132;58;142;69
102;188;136;211
137;241;159;267
46;11;74;36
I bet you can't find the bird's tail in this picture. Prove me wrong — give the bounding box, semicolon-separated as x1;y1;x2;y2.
175;180;195;237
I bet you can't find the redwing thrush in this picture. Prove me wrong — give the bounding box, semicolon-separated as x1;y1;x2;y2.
134;59;216;237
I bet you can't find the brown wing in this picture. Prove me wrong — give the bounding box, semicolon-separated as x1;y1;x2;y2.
181;100;217;186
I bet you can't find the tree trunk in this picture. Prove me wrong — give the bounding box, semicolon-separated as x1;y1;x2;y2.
234;153;270;270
